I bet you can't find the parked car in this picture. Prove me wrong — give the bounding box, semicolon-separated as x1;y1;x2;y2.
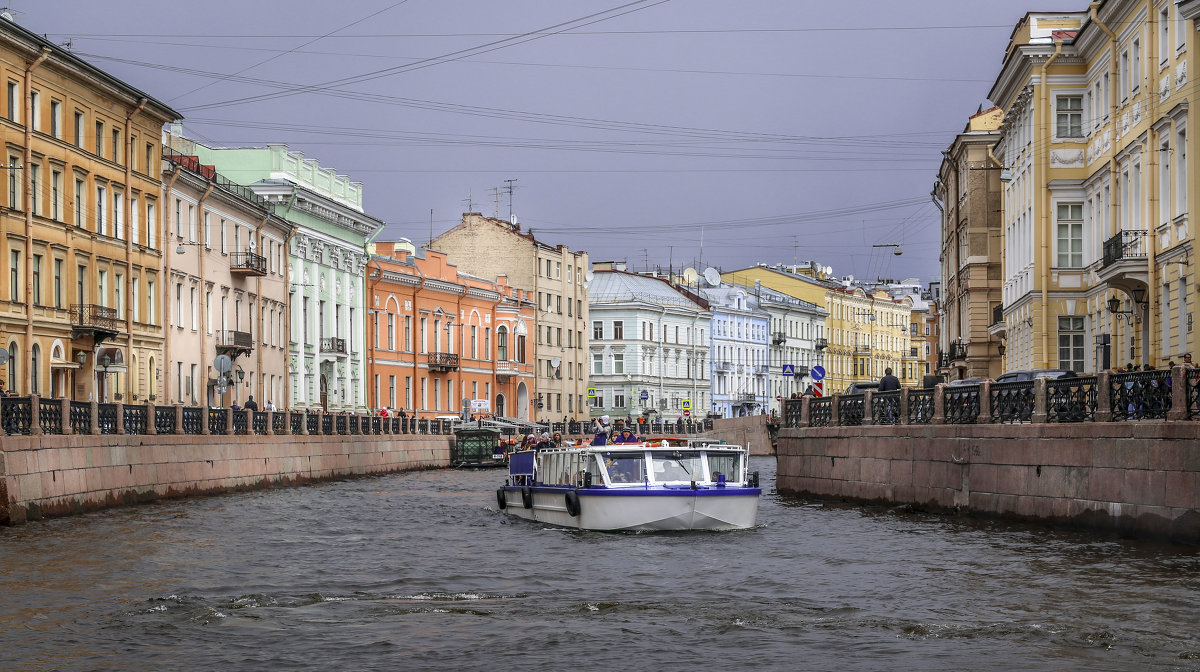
946;377;989;387
994;369;1076;384
844;382;879;395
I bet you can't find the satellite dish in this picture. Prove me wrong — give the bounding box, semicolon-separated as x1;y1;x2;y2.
682;267;699;284
703;267;721;287
249;238;257;250
585;269;595;282
550;357;561;368
213;354;232;374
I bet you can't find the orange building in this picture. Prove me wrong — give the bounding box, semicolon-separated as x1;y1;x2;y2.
365;242;535;420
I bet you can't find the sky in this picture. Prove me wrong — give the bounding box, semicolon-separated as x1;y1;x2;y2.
7;0;1025;285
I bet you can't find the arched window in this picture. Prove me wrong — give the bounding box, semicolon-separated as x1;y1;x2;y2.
30;344;39;395
497;326;508;361
7;342;18;393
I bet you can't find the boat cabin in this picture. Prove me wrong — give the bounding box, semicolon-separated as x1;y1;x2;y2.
509;442;749;489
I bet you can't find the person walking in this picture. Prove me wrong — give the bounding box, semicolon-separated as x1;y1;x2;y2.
878;367;901;392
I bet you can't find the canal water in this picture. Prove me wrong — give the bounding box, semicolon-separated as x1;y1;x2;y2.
2;458;1199;671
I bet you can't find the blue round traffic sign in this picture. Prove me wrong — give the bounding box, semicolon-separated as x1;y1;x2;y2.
810;365;826;381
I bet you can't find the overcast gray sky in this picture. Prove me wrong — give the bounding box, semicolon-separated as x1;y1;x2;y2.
10;1;1023;284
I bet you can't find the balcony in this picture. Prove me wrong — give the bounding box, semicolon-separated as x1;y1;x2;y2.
854;345;871;355
496;359;517;381
230;251;267;276
989;303;1007;338
814;337;828;350
715;361;732;372
216;330;254;359
71;304;121;344
1096;230;1149;287
427;352;460;372
754;365;769;375
320;337;347;355
771;331;787;345
949;341;969;361
736;392;756;403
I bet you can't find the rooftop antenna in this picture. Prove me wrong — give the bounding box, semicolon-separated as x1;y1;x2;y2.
502;178;518;221
638;248;649;271
488;186;501;218
462;189;474;213
429;208;434;250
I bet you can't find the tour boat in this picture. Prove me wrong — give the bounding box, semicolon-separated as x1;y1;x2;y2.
495;438;761;531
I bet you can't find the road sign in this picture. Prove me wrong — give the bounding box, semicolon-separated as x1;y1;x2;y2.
810;365;826;381
683;409;691;417
681;399;691;410
776;395;782;401
813;381;823;397
587;387;597;398
471;399;490;411
781;364;795;376
640;390;649;401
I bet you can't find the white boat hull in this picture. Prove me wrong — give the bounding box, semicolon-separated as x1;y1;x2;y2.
500;486;760;531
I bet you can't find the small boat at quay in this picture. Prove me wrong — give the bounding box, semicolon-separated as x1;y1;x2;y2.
496;438;760;531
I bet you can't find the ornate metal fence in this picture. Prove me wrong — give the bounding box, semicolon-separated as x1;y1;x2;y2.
991;381;1034;424
907;389;934;424
872;391;899;425
1;397;32;435
809;397;833;427
38;398;63;434
838;394;864;426
123;404;148;435
943;385;980;424
182;407;204;434
155;406;177;434
70;401;91;434
209;408;228;435
97;403;118;434
1048;376;1097;423
1110;370;1171;421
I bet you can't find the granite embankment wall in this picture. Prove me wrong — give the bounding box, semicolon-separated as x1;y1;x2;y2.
777;423;1200;543
0;433;450;525
709;415;773;456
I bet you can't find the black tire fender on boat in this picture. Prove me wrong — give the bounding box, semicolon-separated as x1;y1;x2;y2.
496;488;507;510
565;490;581;517
521;486;533;509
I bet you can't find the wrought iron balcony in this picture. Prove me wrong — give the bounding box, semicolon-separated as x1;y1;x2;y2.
320;337;347;355
1102;230;1147;268
992;303;1004;326
427;352;460;371
754;365;769;375
216;330;254;358
715;361;732;372
814;337;828;350
949;341;969;361
71;304;121;342
230;251;267;276
854;345;871;355
771;331;787;345
737;392;757;402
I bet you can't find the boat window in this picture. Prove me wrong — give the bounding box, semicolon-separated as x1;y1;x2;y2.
586;455;605;485
603;452;646;484
650;450;702;482
705;452;742;483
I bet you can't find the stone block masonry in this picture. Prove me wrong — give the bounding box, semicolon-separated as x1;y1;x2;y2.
777;423;1200;544
0;433;450;525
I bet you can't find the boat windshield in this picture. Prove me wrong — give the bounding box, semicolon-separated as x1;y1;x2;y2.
705;452;742;483
650;450;703;483
602;452;647;484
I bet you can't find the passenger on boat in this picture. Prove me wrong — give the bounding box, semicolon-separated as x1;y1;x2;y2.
537;432;555;450
592;415;612;446
551;431;564;446
613;429;638;444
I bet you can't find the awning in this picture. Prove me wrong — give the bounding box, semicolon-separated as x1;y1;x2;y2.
49;357;81;370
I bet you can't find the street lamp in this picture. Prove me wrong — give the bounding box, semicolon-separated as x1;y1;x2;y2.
176;241;203;255
1107;287;1146;324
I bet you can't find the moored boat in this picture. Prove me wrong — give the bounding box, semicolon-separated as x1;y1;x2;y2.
496;438;760;531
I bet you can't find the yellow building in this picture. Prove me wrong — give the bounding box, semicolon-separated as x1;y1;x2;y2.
723;265;913;393
989;3;1197;372
0;17;179;400
934;106;1006;381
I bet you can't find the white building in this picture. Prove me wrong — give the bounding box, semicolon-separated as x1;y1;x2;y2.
700;284;771;417
588;264;710;421
739;283;827;413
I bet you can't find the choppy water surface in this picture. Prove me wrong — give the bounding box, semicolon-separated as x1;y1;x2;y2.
2;457;1198;671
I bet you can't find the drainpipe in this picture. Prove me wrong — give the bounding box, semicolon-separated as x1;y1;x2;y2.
122;98;147;401
195;182;214;404
282;221;295;409
161;166;180;403
22;47;49;395
1039;39;1064;369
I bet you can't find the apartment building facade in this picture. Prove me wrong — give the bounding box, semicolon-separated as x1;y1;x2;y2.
432;213;589;421
0;17;178;402
365;243;536;419
700;284;770;417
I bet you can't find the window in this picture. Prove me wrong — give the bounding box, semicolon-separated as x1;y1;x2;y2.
592;353;603;374
74;111;84;147
96;185;106;235
1131;38;1141;93
220;219;227;253
50;170;61;221
6;81;16;121
147;202;156;248
613;353;624;374
1161;7;1171;66
114;192;123;240
29;90;38;131
203;213;211;248
29;164;38;215
50;100;60;138
613;320;624;339
147;279;156;324
1177;127;1188;217
1056;95;1082;138
130;196;139;244
389;314;396;350
1058;316;1085;372
9;250;19;301
516;334;526;363
95;120;103;156
53;259;62;308
132;277;139;322
497;326;508;361
1120;49;1130;99
31;254;41;306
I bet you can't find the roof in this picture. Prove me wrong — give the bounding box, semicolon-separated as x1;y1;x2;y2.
590;271;708;310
